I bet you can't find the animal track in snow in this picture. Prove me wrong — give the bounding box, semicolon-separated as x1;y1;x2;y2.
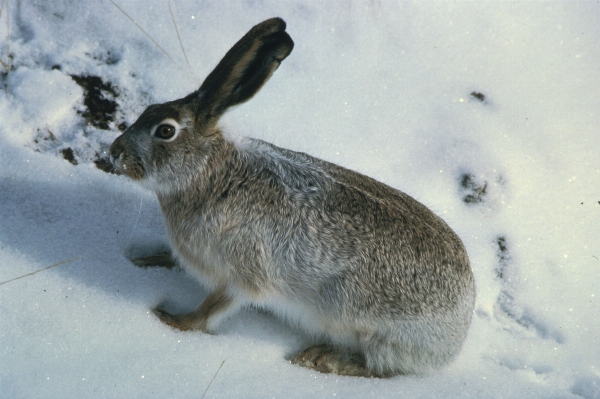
459;173;488;205
492;236;565;344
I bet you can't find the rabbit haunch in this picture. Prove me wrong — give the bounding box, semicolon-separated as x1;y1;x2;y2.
109;18;475;377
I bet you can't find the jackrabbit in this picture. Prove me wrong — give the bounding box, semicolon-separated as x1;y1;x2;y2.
109;18;475;377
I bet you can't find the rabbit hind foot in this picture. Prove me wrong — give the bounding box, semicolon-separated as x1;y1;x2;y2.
290;344;375;377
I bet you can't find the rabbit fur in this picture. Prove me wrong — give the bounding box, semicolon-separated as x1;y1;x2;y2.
109;18;475;377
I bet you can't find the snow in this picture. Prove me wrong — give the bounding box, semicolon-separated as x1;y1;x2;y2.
1;1;599;398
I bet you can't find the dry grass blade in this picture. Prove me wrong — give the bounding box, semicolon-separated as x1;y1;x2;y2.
107;0;175;64
0;0;9;73
0;256;85;287
169;0;191;72
200;360;225;399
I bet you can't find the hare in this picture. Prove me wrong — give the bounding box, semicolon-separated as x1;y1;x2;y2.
109;18;475;377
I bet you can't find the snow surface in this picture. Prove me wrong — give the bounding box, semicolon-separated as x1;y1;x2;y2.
1;1;599;398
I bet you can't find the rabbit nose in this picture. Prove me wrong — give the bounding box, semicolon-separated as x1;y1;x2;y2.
109;137;124;165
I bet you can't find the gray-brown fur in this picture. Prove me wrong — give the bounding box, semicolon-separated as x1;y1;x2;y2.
110;18;475;377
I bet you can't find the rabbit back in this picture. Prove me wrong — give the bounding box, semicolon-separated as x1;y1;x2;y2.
157;136;475;374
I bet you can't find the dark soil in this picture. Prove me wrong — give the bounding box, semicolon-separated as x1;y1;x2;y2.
61;147;78;165
70;75;119;130
470;92;485;102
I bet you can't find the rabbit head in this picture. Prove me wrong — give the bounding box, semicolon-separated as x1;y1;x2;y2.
109;18;294;192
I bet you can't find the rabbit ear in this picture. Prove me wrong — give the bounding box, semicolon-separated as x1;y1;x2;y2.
194;18;294;125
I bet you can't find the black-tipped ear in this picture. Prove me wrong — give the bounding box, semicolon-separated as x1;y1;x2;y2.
196;18;294;121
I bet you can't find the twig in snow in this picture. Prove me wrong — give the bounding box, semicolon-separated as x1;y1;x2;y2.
201;360;225;399
168;0;192;74
0;256;85;287
107;0;176;65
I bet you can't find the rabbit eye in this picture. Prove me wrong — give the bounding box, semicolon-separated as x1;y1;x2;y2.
154;124;176;140
152;118;181;142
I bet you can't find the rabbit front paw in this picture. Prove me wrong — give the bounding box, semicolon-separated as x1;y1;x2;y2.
131;252;177;269
151;288;234;332
152;306;198;331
